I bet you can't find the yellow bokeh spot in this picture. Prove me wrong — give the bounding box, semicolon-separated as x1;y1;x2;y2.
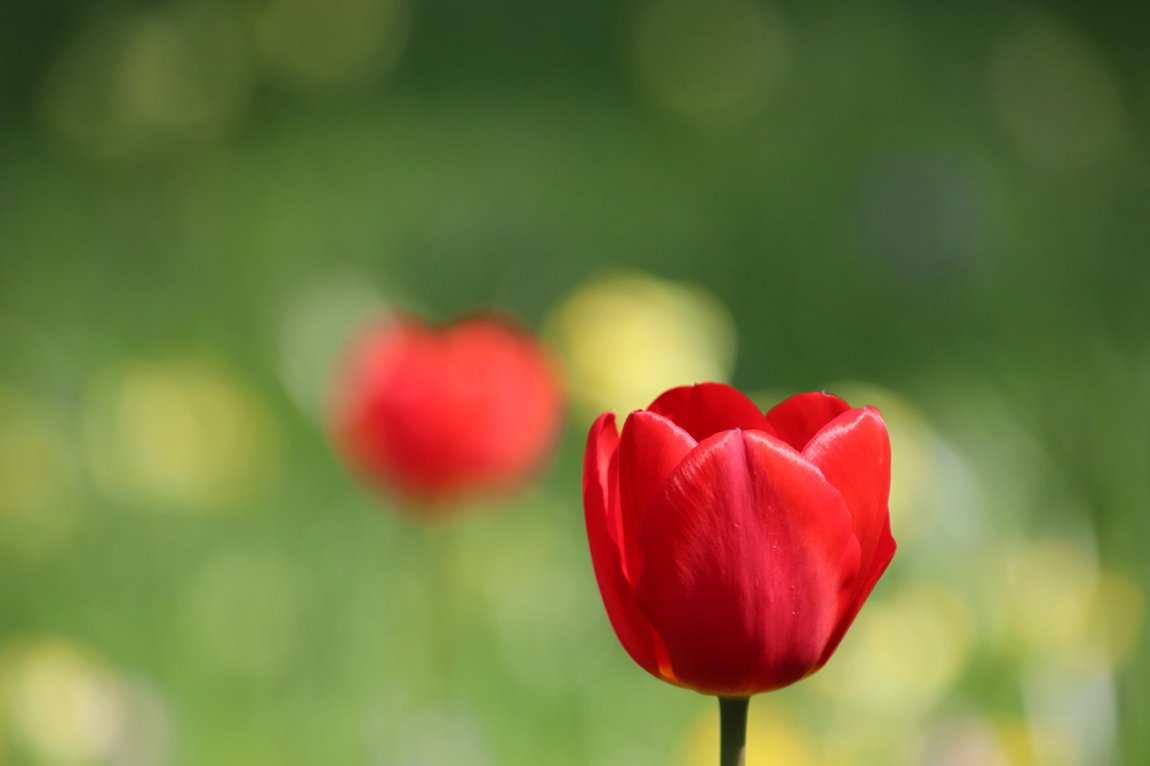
815;582;973;712
254;0;410;90
0;638;126;765
1005;538;1142;666
680;700;818;766
629;0;789;122
546;271;736;417
917;715;1078;766
1002;717;1078;766
1006;538;1096;660
1087;572;1142;663
85;356;279;513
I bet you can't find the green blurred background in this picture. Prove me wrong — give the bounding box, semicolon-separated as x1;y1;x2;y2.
1;0;1148;763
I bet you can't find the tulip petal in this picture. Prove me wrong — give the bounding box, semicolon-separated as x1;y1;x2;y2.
647;383;773;442
803;406;897;665
765;392;852;451
617;411;697;581
334;315;563;503
637;430;860;695
583;413;668;680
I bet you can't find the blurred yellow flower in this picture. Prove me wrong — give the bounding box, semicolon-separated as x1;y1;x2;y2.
0;637;170;766
1005;538;1142;667
1088;572;1142;662
84;356;280;513
917;714;1078;766
546;271;735;417
680;700;817;766
814;582;973;713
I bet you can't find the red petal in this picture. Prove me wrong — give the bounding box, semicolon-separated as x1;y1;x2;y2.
646;383;772;442
818;530;895;667
616;411;697;582
437;317;564;484
803;406;897;666
636;430;860;695
333;315;563;502
583;413;666;680
765;392;852;451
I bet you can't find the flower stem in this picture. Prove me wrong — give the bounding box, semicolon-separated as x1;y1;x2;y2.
719;696;750;766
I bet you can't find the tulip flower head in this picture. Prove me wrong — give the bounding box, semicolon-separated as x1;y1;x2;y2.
583;383;895;696
331;313;564;509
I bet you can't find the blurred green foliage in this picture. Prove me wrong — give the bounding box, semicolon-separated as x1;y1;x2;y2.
1;0;1148;764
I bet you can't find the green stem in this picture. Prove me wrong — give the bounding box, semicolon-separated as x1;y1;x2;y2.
719;696;750;766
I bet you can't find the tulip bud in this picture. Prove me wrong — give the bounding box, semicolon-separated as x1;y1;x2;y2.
583;382;895;696
330;313;564;509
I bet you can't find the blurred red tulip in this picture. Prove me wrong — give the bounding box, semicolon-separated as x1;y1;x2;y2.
331;313;564;508
583;383;895;696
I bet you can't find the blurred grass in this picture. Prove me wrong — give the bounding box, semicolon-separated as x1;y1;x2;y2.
2;0;1149;763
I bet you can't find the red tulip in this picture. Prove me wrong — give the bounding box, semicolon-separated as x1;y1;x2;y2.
583;382;895;696
331;313;564;507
